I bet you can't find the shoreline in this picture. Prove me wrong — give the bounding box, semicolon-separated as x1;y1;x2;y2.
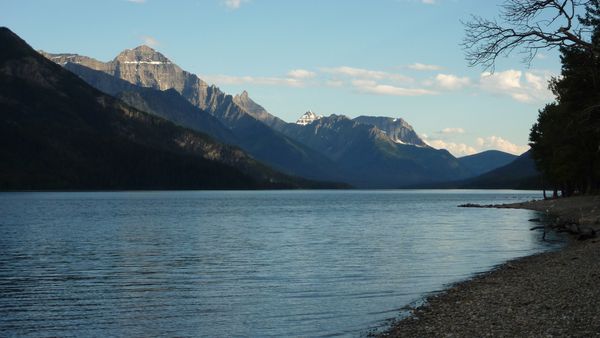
380;195;600;337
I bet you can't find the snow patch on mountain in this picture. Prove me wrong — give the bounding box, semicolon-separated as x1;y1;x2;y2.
121;60;172;65
296;110;323;126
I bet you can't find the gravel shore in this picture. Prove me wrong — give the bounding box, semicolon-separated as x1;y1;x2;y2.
380;195;600;337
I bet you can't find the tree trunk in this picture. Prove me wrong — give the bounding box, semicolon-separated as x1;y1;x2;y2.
542;176;547;199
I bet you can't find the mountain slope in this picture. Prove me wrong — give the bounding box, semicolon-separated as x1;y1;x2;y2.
460;150;541;189
280;114;470;188
458;150;518;177
0;27;332;190
353;116;427;146
41;47;342;182
61;62;238;145
232;90;287;130
40;45;479;188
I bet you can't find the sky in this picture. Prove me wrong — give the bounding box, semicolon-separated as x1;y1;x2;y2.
2;0;564;156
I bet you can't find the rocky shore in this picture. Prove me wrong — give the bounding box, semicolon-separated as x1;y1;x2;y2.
380;195;600;337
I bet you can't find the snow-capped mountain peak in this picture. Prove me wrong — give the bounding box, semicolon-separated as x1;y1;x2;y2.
296;110;323;126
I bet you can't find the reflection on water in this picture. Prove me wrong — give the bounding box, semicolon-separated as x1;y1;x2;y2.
0;190;563;336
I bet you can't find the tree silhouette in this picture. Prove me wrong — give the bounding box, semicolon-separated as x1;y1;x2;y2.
465;1;600;194
463;0;593;70
528;1;600;195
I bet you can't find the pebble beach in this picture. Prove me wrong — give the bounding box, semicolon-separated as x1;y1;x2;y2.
381;195;600;337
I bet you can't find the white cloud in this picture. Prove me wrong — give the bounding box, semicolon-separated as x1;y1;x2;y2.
223;0;248;10
287;69;316;79
201;74;306;88
440;127;465;134
326;80;344;87
476;136;529;155
480;70;521;91
202;67;323;88
435;74;471;90
422;0;436;5
320;66;441;96
422;136;477;156
408;63;443;71
127;0;146;3
510;92;532;103
422;132;528;156
524;72;545;91
479;69;554;103
351;79;436;96
321;66;413;83
140;35;159;47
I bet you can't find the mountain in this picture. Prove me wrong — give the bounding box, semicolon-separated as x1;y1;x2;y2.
353;116;427;146
279;114;470;188
0;27;335;190
60;61;238;145
295;110;322;126
460;150;541;189
415;150;541;189
41;46;338;181
232;90;287;130
41;47;342;182
458;150;518;177
39;43;504;188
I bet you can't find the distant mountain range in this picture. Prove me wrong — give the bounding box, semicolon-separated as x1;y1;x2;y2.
0;27;539;190
415;150;541;189
459;150;541;189
278;114;470;187
458;150;518;177
0;27;338;190
41;47;342;183
41;44;527;188
61;62;238;145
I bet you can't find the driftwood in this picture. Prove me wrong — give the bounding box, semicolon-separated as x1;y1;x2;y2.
532;221;597;241
529;224;549;241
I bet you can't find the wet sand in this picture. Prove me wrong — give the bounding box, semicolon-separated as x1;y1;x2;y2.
380;195;600;337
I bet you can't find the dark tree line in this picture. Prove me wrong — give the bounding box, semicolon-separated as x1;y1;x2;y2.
530;1;600;196
464;0;600;196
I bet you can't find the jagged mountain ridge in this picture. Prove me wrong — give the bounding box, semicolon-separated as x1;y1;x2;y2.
42;45;486;188
61;62;238;145
42;46;285;125
353;115;427;147
295;111;323;126
1;27;332;190
279;114;471;188
41;47;343;182
287;111;428;147
42;47;229;116
232;90;287;130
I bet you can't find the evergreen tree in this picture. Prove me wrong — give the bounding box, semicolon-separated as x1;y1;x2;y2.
529;0;600;195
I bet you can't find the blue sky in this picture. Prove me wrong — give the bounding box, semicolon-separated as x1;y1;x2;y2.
2;0;563;156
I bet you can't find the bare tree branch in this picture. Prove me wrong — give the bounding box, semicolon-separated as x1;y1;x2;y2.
463;0;592;71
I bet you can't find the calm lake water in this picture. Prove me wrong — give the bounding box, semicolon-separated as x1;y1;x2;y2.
0;190;563;337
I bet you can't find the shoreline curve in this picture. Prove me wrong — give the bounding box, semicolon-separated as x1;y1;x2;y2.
379;195;600;337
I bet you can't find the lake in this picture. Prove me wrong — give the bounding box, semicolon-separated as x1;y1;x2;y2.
0;190;563;337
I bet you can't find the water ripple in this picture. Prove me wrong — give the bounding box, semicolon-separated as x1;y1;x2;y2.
0;190;565;337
